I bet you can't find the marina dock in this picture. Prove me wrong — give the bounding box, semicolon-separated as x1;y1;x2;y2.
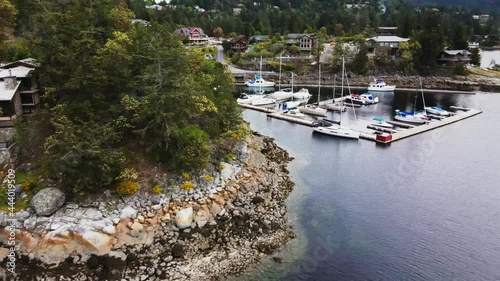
240;102;483;145
382;109;482;143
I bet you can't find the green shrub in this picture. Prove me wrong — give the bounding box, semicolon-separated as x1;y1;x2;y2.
454;63;469;76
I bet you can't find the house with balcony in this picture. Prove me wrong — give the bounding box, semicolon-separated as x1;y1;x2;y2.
229;35;249;52
366;35;410;58
173;27;209;45
0;61;40;127
286;33;315;55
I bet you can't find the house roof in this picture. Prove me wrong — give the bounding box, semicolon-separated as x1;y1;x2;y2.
367;36;410;43
230;35;248;43
0;58;39;69
0;80;21;101
0;66;35;79
287;33;315;39
174;27;206;36
443;49;471;56
250;35;269;41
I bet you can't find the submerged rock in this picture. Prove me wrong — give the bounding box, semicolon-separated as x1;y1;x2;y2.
30;188;65;216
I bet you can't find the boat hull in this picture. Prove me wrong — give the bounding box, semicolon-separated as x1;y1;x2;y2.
299;106;327;117
245;82;275;87
425;107;451;116
323;103;346;112
252;98;276;106
313;126;360;139
367;86;396;92
394;115;427;124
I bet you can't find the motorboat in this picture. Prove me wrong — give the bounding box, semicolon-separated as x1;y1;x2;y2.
360;93;379;104
425;106;451;116
236;93;263;105
269;89;293;100
284;100;302;109
292;88;311;100
245;75;275;87
252;97;276;106
368;79;396;92
344;94;367;105
372;117;393;128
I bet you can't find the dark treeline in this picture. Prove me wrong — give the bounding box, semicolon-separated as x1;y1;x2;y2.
139;0;498;47
1;0;244;196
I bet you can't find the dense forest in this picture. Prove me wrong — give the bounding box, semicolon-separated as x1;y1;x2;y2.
1;0;244;197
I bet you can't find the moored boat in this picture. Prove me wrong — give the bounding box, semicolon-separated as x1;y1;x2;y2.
292;88;311;100
245;75;275;87
236;93;263;105
394;110;428;124
283;109;306;118
252;96;276;106
368;79;396;92
373;117;393;128
425;106;451;116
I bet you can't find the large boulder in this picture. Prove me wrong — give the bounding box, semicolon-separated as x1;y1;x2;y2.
175;207;193;229
30;188;65;216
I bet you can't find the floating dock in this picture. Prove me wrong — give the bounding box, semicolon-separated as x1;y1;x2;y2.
379;109;482;143
240;103;483;145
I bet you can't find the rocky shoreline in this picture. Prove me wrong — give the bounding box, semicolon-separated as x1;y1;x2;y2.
0;133;296;280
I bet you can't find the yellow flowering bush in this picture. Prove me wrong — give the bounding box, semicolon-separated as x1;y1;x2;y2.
182;172;190;181
115;180;138;196
204;175;214;181
181;181;195;191
152;185;162;194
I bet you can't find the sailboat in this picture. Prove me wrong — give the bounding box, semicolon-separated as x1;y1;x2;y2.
298;64;327;117
312;58;360;139
269;57;293;101
284;73;304;109
394;79;428;124
245;56;275;87
323;74;347;112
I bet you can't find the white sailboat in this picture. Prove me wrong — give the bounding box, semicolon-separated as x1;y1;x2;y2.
394;80;428;124
245;56;275;87
299;65;327;117
269;57;293;100
313;58;360;139
323;74;347;112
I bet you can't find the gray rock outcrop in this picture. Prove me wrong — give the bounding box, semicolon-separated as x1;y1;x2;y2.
30;187;66;216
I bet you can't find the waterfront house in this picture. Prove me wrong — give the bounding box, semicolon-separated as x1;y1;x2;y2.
437;49;472;65
0;74;23;127
366;35;410;58
230;35;249;52
249;35;269;44
0;63;40;118
286;33;315;55
173;27;209;45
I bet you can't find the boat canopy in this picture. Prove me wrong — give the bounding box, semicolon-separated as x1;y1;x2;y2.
373;117;385;121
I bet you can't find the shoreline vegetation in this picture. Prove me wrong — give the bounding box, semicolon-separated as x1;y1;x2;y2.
0;133;296;280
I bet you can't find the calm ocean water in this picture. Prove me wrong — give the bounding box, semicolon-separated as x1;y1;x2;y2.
233;89;500;281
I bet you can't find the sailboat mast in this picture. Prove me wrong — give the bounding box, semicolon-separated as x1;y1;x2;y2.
419;77;426;114
278;56;282;91
340;58;344;125
318;64;321;104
